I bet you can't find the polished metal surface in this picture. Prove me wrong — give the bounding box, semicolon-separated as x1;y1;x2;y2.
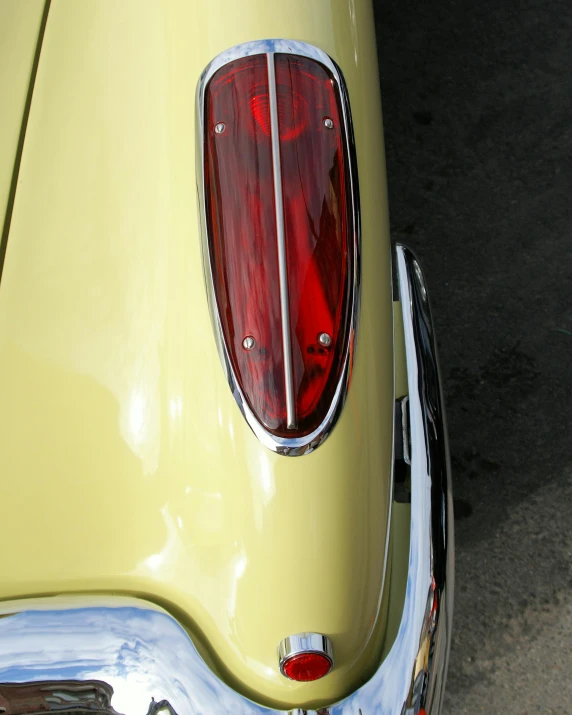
400;395;411;466
0;244;452;714
267;52;296;430
214;121;226;134
318;332;332;347
323;118;334;129
243;335;256;350
278;633;334;677
196;39;361;456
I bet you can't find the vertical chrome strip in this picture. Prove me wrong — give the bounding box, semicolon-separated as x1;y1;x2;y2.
267;52;296;429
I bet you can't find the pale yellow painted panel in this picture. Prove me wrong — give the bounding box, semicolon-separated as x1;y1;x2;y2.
0;0;393;708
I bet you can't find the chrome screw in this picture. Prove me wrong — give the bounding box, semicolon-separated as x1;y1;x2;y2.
214;122;226;135
324;118;334;129
242;336;256;351
318;332;332;347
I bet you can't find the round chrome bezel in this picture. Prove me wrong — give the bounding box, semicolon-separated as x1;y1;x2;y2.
195;39;361;457
277;632;334;679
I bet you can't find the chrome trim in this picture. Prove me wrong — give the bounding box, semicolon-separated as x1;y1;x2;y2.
400;395;411;466
0;245;452;714
267;52;296;430
278;633;334;678
196;39;361;456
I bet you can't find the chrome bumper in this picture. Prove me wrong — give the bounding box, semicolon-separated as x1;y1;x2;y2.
0;244;453;715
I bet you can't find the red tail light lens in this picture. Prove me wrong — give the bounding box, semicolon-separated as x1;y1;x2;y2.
205;56;286;430
276;54;350;429
203;46;357;447
281;652;333;682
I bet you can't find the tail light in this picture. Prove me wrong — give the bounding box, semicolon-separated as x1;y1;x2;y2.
199;41;359;455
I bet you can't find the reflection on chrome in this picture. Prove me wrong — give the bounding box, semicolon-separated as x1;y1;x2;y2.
146;698;179;715
0;244;452;714
0;680;180;715
0;680;119;714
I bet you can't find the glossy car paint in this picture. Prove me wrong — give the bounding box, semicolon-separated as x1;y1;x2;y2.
0;0;393;709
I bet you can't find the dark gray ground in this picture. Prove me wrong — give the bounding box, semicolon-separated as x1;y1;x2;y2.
374;0;572;712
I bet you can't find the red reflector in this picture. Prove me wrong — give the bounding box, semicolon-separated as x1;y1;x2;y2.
282;652;332;682
203;48;356;444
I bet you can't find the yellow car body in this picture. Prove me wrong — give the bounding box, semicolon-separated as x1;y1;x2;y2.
0;1;452;713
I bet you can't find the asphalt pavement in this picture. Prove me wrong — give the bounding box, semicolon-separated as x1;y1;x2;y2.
374;0;572;712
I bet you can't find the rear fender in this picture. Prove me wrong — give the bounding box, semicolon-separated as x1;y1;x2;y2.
0;244;454;715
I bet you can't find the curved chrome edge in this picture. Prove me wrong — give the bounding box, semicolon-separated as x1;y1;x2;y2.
0;248;452;715
195;39;361;457
278;633;334;678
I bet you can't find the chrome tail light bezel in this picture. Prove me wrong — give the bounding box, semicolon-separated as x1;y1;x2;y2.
196;39;361;457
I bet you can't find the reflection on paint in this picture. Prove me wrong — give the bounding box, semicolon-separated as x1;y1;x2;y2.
252;451;276;533
227;552;248;619
122;382;161;476
128;389;146;446
134;507;181;576
258;452;275;507
169;396;183;420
